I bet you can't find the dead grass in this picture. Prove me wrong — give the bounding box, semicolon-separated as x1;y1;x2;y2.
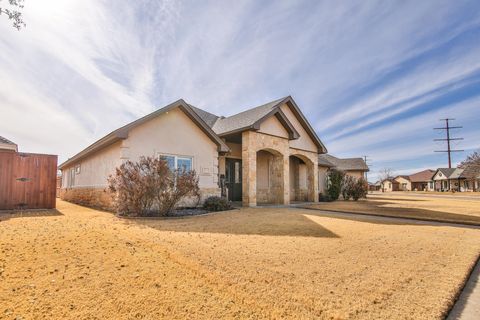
305;193;480;225
1;200;480;319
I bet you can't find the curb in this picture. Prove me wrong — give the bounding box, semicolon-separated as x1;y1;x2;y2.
446;254;480;319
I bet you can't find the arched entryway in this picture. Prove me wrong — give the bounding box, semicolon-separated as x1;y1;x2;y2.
289;154;315;202
256;149;285;204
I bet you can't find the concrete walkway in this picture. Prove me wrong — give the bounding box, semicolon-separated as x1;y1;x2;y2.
447;258;480;320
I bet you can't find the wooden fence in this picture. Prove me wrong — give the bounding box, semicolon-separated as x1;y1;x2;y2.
0;151;57;210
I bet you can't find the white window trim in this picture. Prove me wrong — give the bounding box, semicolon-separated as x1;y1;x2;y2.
158;153;193;171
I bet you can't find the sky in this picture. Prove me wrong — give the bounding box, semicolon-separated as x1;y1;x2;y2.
1;0;479;182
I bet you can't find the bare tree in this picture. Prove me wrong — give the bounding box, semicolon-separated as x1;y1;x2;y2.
378;168;394;182
459;150;480;168
0;0;26;30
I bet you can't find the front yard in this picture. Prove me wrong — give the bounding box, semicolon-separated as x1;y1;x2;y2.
1;200;480;319
305;193;480;225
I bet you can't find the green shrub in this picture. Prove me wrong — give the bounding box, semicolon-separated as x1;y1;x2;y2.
203;196;232;212
327;169;345;201
342;175;355;200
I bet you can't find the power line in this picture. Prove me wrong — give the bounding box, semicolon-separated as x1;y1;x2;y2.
433;118;464;168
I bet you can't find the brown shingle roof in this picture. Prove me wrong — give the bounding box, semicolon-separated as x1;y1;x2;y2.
190;96;327;153
211;98;285;134
318;154;369;171
408;169;435;182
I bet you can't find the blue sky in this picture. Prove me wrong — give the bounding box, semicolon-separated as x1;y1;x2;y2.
0;0;479;181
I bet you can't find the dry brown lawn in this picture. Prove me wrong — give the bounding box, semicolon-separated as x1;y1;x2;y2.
306;193;480;225
1;200;480;319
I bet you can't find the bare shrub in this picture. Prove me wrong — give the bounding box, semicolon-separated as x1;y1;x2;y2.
108;156;199;216
341;176;368;201
342;175;355;200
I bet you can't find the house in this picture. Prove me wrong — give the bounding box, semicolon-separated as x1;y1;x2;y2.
409;169;435;191
59;96;368;209
432;168;465;192
393;175;411;191
317;154;369;194
0;136;18;152
380;178;399;192
459;163;480;192
369;181;381;191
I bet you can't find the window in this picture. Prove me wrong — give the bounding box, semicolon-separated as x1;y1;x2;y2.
75;164;81;174
68;168;75;187
160;154;192;172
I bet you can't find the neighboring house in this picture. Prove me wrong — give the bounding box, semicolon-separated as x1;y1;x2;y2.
409;169;435;191
0;135;18;152
381;178;398;192
317;154;369;180
393;175;411;191
432;168;465;192
459;163;480;192
368;181;381;191
59;96;368;209
317;154;369;194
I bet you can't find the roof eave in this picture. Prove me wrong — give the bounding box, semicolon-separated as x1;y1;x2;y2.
60;99;230;169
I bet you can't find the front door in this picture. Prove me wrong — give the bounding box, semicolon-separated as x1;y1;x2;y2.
225;158;242;201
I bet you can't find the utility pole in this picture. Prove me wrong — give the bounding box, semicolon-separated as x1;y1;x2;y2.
362;155;373;194
362;155;371;182
434;118;463;168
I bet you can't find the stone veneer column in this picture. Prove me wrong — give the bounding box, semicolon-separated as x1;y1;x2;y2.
311;159;319;202
282;154;290;205
242;131;257;207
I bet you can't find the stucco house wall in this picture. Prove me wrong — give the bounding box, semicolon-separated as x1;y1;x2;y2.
258;115;289;138
318;166;329;194
381;180;394;192
124;108;219;189
345;170;364;180
60;108;221;210
280;104;317;152
394;176;411;191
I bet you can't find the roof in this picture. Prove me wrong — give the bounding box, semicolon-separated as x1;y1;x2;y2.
460;163;480;179
204;96;327;153
0;135;18;152
188;105;219;128
433;168;465;179
408;169;435;182
211;98;285;134
317;155;335;167
60;96;329;169
394;175;410;181
0;136;15;145
318;154;369;171
59;100;230;169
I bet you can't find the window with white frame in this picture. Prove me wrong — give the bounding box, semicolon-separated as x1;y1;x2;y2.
159;154;192;172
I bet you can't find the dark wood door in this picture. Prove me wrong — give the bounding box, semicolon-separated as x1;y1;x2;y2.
225;158;242;201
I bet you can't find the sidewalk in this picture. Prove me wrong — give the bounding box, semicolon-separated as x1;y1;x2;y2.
447;258;480;320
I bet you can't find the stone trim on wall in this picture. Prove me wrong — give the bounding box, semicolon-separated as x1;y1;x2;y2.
59;187;115;212
59;186;221;212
